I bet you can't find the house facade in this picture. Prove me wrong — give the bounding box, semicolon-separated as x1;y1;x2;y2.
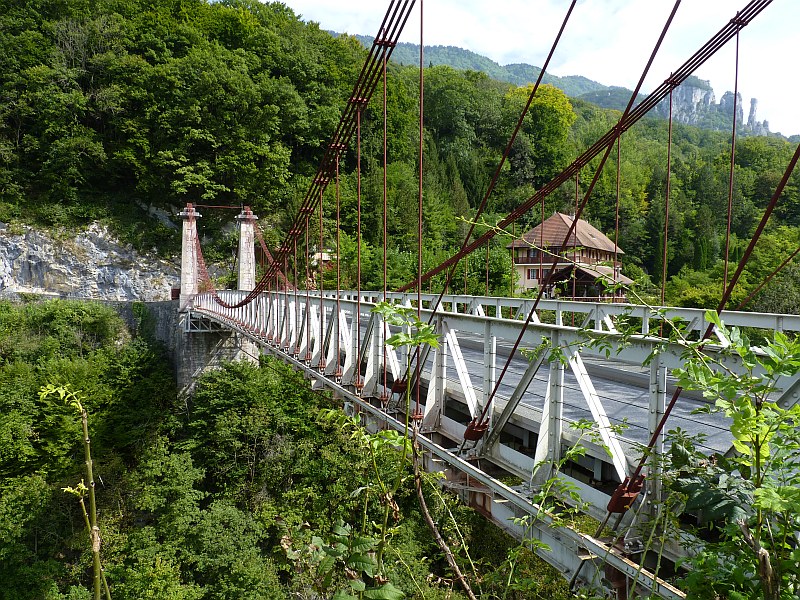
507;212;631;299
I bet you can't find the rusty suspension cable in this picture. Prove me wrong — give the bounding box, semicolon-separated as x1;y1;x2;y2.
355;104;364;389
397;0;578;296
614;136;621;290
395;0;579;400
319;187;326;369
469;0;684;435
212;1;415;309
382;39;389;401
736;246;800;310
662;88;674;307
254;221;293;291
630;140;800;482
335;153;343;377
724;25;742;291
397;0;772;292
411;0;425;416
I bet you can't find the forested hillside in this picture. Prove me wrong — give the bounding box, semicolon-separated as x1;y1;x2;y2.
0;0;798;310
2;2;800;597
354;35;608;98
0;300;576;598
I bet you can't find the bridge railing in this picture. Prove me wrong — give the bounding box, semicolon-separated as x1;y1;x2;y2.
326;290;800;334
188;289;799;485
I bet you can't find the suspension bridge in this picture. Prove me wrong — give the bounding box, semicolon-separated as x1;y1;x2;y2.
173;1;800;596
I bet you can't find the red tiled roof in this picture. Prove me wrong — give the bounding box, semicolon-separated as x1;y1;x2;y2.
507;212;623;255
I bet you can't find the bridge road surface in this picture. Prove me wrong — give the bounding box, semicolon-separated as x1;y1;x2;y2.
370;319;733;457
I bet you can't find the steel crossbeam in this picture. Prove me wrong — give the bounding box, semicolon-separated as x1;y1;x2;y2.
332;291;800;334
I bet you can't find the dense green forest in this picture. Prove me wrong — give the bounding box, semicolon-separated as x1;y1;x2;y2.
0;300;577;598
0;0;798;308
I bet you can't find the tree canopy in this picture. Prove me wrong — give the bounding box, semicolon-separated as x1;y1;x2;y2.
0;0;798;308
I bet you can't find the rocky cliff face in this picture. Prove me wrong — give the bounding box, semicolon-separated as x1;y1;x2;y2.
746;98;770;136
0;223;179;300
654;76;770;135
662;79;716;126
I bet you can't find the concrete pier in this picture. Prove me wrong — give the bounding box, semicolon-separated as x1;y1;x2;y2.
236;207;257;291
178;204;201;310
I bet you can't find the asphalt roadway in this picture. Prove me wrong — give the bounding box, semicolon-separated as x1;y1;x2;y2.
425;330;733;455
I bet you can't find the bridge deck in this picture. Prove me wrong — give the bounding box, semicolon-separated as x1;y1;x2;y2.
184;290;800;598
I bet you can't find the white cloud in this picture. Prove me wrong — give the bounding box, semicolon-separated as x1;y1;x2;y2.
282;0;800;136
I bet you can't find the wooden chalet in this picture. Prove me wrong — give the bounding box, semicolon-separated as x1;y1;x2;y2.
507;212;632;300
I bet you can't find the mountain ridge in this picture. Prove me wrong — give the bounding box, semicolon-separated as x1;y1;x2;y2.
353;34;782;138
354;34;609;98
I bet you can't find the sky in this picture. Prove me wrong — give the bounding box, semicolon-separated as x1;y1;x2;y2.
280;0;799;137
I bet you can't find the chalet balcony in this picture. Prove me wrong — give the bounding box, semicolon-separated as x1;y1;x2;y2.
512;254;621;269
513;255;561;265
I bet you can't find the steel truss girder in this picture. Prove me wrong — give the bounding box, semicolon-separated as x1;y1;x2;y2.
190;290;800;463
185;303;685;598
186;289;799;597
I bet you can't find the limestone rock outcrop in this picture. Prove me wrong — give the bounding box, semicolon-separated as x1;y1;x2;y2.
0;223;179;300
662;78;716;126
653;76;770;135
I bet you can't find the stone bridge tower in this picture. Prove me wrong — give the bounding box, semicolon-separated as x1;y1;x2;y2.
175;204;260;393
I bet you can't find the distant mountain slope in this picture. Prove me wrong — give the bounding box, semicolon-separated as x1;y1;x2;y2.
503;64;606;97
355;35;608;98
577;86;646;111
351;35;777;137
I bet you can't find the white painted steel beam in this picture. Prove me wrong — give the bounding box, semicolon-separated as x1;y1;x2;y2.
443;322;479;419
481;352;545;453
565;348;629;482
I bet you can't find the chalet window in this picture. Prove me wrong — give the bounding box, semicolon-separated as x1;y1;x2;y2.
527;268;540;280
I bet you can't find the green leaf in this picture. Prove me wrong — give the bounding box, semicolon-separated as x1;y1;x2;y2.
318;552;336;574
705;309;723;330
349;534;377;554
670;442;692;470
364;582;405;599
346;553;376;577
349;486;370;498
333;520;350;538
310;536;324;550
754;486;800;513
673;476;749;523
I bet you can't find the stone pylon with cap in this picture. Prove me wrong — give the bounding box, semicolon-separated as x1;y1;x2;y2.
236;207;258;291
179;204;202;309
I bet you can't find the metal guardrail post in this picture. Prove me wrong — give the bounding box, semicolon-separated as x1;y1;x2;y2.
534;331;564;485
483;319;496;426
648;358;668;505
422;315;446;431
